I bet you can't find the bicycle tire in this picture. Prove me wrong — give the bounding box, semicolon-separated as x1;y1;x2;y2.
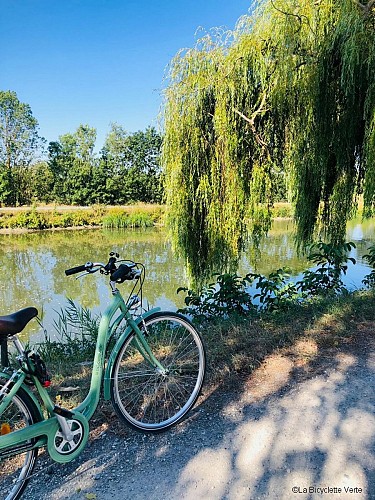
0;380;41;500
110;311;206;432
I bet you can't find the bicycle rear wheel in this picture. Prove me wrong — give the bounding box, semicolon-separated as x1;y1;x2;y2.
110;312;206;432
0;381;40;500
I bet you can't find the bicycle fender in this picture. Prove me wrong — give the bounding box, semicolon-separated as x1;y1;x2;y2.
0;370;44;420
103;307;160;400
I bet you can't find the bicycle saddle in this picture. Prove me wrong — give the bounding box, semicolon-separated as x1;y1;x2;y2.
0;307;38;337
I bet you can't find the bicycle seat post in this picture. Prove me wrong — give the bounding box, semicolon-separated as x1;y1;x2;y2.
0;337;9;367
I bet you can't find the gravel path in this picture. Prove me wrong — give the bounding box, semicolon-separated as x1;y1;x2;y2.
22;336;375;500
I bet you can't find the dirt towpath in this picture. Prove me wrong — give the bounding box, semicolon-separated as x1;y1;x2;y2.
23;334;375;500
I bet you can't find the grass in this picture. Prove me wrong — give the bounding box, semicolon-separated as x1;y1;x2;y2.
102;210;154;228
0;204;166;230
201;290;374;382
31;288;375;414
0;203;292;231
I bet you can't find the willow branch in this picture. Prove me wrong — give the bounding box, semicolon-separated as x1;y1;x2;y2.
233;94;269;151
354;0;375;12
270;0;316;36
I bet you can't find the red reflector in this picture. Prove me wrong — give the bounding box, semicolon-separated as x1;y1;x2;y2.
43;380;51;388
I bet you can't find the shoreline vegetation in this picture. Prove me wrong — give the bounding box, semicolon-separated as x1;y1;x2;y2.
0;201;357;232
0;203;166;232
33;238;375;420
0;201;367;235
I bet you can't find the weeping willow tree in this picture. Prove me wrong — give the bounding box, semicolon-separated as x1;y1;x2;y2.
162;0;375;280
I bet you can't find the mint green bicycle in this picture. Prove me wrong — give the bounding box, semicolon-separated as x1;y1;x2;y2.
0;252;206;500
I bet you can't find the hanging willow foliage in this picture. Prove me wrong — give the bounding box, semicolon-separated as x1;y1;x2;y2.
162;0;375;280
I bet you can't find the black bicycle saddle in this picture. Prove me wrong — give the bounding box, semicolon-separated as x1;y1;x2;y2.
0;307;38;338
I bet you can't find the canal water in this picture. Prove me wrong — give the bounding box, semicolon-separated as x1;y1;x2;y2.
0;218;373;343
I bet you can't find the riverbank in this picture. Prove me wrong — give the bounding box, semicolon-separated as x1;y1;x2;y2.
39;288;375;421
0;203;298;232
0;204;166;231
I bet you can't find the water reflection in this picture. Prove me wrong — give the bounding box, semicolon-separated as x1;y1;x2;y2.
0;219;373;342
0;228;190;341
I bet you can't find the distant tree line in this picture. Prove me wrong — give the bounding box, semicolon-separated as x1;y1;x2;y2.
0;90;163;206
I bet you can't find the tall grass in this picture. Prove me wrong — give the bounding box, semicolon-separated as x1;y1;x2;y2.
37;299;100;363
102;211;153;229
0;204;165;230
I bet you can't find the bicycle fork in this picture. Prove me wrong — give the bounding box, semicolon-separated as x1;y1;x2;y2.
133;319;168;375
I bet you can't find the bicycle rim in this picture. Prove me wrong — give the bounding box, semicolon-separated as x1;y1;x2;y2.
111;312;206;431
0;385;39;500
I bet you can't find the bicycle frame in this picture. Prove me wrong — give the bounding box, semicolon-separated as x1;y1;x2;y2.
0;288;160;463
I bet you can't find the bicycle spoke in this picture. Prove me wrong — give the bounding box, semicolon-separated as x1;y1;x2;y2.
117;369;157;380
0;382;39;500
111;313;205;431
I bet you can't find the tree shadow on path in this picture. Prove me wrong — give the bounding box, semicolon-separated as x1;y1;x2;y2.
23;307;375;500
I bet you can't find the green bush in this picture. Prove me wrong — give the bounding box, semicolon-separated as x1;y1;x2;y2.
271;204;294;218
2;210;48;230
59;213;74;228
178;241;358;317
252;268;299;312
178;273;256;318
298;241;356;297
363;245;375;288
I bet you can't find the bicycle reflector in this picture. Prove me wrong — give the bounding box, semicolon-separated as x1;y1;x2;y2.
1;422;11;435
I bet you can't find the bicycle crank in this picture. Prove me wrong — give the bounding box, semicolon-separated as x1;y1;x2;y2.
47;412;89;463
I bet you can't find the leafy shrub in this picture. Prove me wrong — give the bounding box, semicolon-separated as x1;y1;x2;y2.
178;273;256;318
362;245;375;288
252;268;299;312
297;241;356;297
271;204;294;218
3;210;48;229
59;213;74;227
178;241;358;317
71;212;90;226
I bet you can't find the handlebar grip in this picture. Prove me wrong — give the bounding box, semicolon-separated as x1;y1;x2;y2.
65;264;88;276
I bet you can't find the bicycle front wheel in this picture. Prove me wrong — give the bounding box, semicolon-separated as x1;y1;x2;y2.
110;312;206;432
0;381;40;500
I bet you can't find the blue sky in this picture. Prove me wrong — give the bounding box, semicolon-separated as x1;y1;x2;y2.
1;1;251;150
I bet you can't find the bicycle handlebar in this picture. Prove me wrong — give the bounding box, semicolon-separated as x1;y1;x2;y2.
65;262;93;276
64;257;141;283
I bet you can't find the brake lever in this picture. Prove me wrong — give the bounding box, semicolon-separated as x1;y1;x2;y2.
75;268;100;280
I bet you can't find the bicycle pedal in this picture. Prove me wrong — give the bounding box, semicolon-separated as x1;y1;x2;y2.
53;405;74;419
